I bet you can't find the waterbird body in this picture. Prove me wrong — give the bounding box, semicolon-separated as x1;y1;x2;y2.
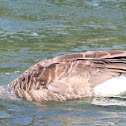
1;50;126;102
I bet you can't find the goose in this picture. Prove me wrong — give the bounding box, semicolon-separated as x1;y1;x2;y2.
1;50;126;102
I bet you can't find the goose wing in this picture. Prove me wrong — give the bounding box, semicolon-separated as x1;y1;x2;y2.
10;50;126;101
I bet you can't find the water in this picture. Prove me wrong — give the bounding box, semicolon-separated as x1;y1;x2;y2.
0;0;126;125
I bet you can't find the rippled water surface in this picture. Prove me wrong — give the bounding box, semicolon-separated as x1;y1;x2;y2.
0;0;126;125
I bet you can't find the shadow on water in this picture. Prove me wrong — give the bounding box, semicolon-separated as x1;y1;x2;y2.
0;96;126;125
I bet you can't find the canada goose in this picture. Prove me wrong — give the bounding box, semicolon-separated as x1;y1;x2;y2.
1;50;126;102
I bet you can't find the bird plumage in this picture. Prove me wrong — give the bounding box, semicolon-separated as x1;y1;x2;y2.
2;50;126;101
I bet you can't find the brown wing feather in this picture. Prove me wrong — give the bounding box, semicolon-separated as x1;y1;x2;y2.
9;50;126;101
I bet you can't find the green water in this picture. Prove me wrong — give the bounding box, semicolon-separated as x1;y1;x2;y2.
0;0;126;125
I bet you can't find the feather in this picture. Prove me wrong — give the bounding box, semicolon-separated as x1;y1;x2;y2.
5;50;126;101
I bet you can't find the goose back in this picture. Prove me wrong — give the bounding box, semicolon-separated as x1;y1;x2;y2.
8;50;126;101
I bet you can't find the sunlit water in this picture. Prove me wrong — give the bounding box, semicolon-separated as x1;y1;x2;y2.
0;0;126;125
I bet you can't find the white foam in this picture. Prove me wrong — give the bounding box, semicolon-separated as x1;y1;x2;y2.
32;32;38;36
5;73;11;75
94;74;126;97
